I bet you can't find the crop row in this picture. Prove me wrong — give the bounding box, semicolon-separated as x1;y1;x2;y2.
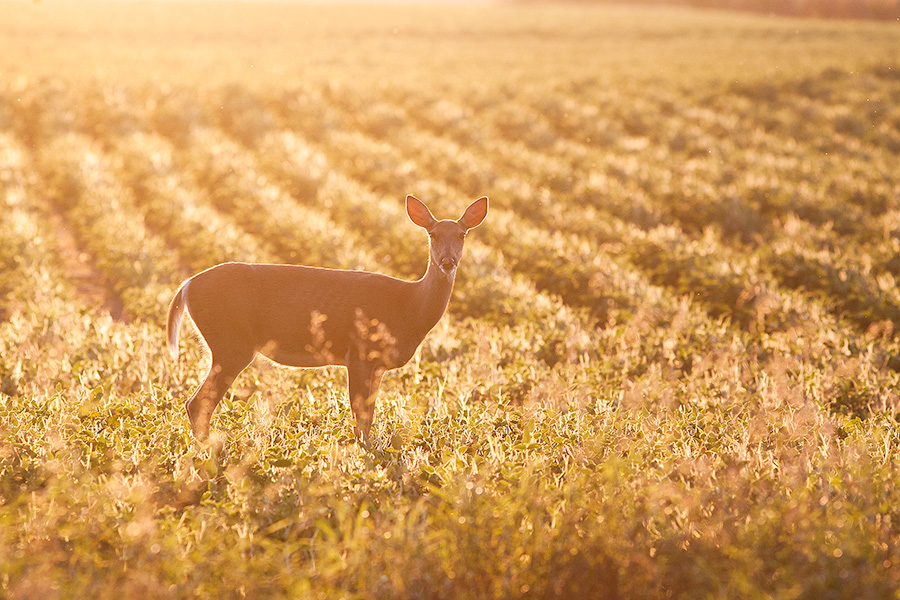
262;84;847;342
110;131;270;273
9;83;704;395
192;80;900;393
391;71;898;249
0;83;828;341
185;89;605;339
321;73;900;340
33;131;178;321
160;104;569;333
5;75;900;382
4;82;602;380
0;132;85;398
0;131;172;400
0;133;46;317
210;85;698;335
308;78;900;389
254;92;647;326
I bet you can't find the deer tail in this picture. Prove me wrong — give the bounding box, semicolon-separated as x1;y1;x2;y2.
166;280;189;359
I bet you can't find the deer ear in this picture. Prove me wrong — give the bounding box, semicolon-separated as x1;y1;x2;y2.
407;195;437;230
458;196;488;231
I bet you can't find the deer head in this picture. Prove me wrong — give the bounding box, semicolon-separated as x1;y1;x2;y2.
407;195;488;277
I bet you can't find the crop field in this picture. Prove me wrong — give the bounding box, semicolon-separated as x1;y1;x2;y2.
2;1;900;598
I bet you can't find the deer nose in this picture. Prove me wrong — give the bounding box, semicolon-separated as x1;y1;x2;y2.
439;257;458;274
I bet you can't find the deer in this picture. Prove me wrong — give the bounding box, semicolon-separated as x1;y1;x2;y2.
166;195;488;445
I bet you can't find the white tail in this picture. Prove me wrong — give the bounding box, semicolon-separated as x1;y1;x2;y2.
166;282;188;359
167;195;488;444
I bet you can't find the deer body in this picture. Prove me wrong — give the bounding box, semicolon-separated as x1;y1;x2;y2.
167;195;487;443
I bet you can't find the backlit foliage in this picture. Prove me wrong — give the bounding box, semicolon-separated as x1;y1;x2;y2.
2;3;900;598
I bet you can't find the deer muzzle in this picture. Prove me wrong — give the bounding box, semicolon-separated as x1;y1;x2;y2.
439;257;458;275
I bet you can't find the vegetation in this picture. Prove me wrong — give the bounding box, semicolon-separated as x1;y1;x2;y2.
2;1;900;598
553;0;900;20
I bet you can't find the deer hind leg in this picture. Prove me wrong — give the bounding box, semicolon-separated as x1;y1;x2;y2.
346;359;385;446
186;351;255;440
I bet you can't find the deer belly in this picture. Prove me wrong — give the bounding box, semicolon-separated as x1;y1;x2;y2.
258;344;338;368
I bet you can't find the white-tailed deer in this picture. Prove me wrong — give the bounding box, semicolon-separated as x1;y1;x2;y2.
167;195;488;444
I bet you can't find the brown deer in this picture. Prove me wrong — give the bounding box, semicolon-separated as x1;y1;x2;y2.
167;195;488;444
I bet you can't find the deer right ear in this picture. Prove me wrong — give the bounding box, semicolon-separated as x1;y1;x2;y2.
407;195;437;230
458;196;488;231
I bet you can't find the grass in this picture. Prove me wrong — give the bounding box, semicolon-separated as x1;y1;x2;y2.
2;1;900;598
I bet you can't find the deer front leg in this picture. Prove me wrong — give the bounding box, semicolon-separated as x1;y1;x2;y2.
346;358;385;446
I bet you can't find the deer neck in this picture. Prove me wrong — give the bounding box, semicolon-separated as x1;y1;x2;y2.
413;257;455;330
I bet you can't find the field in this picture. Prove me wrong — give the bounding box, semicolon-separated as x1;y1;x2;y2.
2;1;900;598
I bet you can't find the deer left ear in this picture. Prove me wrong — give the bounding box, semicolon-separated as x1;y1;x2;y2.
407;195;437;230
458;196;488;231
